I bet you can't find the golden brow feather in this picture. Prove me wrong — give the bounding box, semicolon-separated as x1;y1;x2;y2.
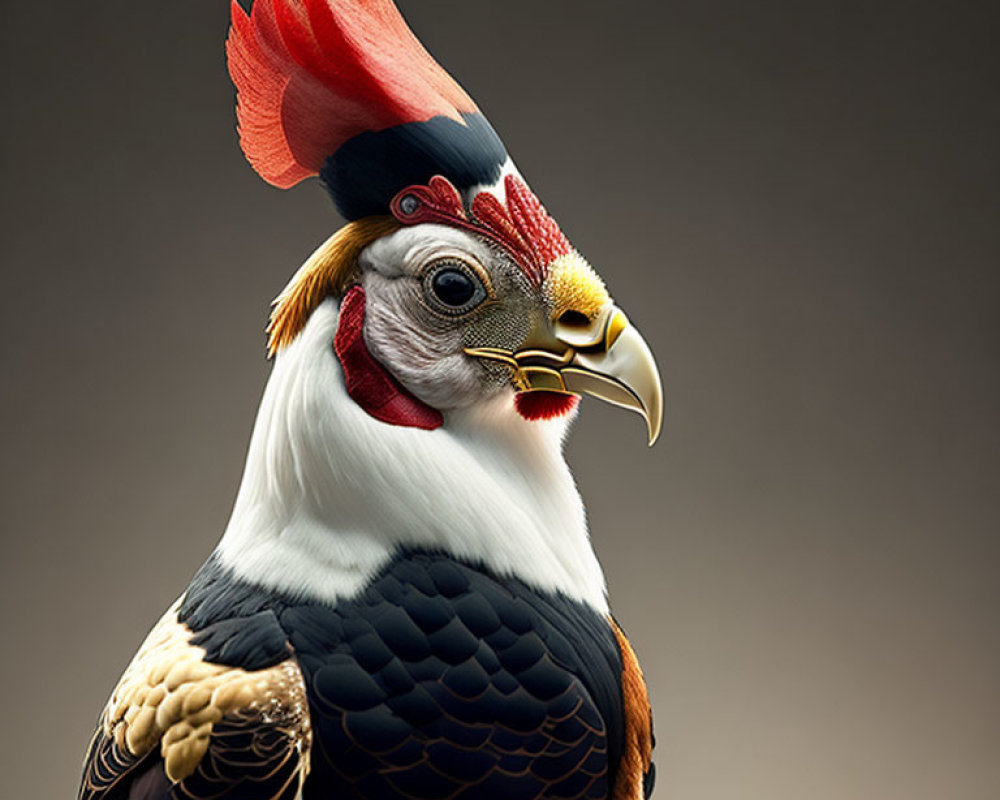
266;217;400;357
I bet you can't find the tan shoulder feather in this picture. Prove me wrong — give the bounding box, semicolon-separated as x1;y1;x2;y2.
80;602;310;799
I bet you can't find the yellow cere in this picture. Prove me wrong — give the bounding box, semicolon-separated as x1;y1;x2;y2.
545;252;611;322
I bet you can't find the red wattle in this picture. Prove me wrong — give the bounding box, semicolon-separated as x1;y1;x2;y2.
333;286;443;431
514;392;580;421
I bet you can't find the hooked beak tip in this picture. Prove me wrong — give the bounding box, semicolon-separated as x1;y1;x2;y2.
563;318;663;447
465;305;664;446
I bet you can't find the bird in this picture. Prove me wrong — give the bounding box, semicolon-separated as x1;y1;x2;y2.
78;2;662;799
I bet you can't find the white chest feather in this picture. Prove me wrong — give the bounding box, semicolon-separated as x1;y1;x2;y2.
216;300;608;613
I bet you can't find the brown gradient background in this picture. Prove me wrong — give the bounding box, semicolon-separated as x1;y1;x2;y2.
2;1;997;798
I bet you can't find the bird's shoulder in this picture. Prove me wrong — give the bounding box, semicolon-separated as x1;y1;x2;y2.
78;597;310;800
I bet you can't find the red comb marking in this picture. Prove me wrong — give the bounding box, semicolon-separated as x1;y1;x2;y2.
504;177;573;283
391;174;572;286
227;0;478;188
514;392;580;422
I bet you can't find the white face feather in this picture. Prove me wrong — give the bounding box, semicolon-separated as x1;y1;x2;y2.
216;298;609;613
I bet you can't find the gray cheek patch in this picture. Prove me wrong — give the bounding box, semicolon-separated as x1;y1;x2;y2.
362;272;485;410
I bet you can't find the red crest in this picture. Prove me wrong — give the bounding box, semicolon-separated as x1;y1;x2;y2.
227;0;479;189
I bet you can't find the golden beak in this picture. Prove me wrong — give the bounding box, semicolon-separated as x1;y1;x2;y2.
465;305;664;445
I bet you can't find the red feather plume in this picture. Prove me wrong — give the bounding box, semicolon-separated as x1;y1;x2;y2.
227;0;479;188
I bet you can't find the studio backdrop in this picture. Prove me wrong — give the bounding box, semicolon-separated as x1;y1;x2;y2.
1;1;997;799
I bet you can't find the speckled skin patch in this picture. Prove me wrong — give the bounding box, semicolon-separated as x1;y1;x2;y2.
462;244;537;388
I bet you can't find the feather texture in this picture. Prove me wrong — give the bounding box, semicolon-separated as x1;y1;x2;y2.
78;603;311;800
227;0;479;189
216;297;608;612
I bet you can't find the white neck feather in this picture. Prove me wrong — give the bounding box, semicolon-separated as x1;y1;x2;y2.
216;299;608;613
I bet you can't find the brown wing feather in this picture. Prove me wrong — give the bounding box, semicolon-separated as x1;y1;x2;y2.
610;619;655;800
78;602;311;800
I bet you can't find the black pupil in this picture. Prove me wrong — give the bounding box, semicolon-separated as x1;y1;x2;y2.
432;269;476;307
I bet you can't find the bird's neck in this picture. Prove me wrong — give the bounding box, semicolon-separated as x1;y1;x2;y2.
215;300;608;613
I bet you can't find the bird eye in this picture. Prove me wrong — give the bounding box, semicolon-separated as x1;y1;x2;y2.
433;270;475;305
423;260;488;316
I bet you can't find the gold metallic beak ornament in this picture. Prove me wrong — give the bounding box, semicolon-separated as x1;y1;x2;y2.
465;305;664;445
